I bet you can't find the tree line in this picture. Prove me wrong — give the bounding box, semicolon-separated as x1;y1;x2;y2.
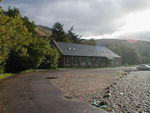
96;39;150;65
0;6;60;73
50;22;82;43
111;44;150;65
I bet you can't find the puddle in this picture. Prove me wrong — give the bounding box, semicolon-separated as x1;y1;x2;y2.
45;77;57;79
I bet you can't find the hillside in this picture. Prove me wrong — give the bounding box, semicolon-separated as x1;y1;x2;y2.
96;39;150;65
96;39;150;50
35;25;52;37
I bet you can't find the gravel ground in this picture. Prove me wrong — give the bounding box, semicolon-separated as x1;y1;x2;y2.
51;68;124;102
91;71;150;113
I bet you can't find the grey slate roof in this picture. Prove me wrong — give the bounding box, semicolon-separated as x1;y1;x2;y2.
55;41;121;59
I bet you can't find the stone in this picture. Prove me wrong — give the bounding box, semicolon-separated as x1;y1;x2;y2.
103;93;111;98
106;90;111;94
98;101;108;106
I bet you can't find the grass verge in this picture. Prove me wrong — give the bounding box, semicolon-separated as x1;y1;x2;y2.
0;69;53;81
0;73;14;80
20;69;52;73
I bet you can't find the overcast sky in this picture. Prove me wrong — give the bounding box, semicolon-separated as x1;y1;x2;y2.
1;0;150;41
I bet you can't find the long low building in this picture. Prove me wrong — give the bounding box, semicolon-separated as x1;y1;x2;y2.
53;41;121;68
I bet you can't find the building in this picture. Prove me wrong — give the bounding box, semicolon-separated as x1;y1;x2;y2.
53;41;121;68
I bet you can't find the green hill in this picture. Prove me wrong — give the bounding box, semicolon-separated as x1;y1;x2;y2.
96;39;150;65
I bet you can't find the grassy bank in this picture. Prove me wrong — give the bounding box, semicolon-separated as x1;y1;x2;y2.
0;69;53;80
20;69;52;73
0;73;14;80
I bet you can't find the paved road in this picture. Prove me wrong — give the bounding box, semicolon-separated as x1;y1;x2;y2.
0;71;106;113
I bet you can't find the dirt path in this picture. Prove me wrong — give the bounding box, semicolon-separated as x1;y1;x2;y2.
0;70;106;113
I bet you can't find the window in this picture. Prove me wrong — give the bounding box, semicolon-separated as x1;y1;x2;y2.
88;57;92;64
73;57;78;64
95;57;99;64
92;57;95;62
68;47;76;51
89;49;96;52
101;57;107;66
81;57;86;64
65;56;71;64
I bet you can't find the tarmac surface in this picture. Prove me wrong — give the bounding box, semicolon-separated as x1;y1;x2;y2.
0;70;106;113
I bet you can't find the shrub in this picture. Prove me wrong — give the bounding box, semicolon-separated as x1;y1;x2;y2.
38;48;60;69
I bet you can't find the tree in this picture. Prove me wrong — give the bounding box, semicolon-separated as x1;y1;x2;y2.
51;22;71;42
38;48;60;69
126;47;141;64
26;38;53;69
3;7;20;17
0;14;31;73
112;46;142;65
67;25;81;43
82;39;96;45
1;7;60;73
22;16;38;37
4;7;38;37
1;15;32;73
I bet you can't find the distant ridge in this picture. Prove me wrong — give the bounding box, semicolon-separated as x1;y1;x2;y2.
35;25;52;37
95;39;150;50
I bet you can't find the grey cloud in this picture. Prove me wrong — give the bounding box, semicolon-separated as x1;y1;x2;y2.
121;0;150;12
1;0;150;40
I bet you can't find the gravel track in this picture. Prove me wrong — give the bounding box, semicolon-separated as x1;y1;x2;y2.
51;68;124;102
